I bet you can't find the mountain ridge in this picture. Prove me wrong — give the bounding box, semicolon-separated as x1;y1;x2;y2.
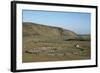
23;22;78;41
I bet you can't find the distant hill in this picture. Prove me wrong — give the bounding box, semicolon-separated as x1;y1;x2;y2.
23;22;78;41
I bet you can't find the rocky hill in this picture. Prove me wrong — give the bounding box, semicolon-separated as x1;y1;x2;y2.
23;22;78;41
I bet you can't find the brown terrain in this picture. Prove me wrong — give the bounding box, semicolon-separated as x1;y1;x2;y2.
22;22;91;63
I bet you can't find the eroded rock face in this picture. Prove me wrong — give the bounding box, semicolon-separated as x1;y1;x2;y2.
23;22;78;41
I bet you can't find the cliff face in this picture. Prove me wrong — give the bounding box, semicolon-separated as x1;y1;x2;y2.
23;22;78;41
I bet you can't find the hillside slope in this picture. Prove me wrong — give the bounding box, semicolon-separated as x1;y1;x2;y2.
23;22;78;41
22;22;90;62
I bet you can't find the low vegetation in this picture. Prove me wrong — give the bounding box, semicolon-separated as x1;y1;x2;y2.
22;22;91;63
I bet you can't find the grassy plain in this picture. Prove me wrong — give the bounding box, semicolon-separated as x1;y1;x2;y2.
22;37;90;63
